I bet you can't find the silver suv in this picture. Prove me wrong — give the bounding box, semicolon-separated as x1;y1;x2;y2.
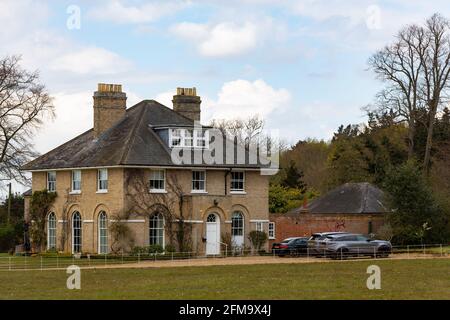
322;233;392;259
307;232;351;256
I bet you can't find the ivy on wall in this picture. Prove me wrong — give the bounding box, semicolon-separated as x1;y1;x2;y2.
29;190;57;251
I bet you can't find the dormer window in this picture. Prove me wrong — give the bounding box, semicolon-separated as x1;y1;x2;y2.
169;128;208;148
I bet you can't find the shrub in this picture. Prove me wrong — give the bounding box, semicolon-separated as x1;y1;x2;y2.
131;244;164;255
164;244;176;253
248;231;267;252
0;224;16;252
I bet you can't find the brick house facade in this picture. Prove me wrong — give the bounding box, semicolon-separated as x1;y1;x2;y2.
23;84;270;255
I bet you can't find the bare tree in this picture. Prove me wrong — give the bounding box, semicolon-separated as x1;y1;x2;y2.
420;14;450;173
368;24;427;159
210;115;265;147
209;115;288;154
368;14;450;173
0;55;54;184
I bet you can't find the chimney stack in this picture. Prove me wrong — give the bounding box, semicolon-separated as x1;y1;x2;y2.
93;83;127;137
172;87;201;122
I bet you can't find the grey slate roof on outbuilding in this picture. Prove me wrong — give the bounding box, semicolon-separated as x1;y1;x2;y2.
289;182;387;215
22;100;266;171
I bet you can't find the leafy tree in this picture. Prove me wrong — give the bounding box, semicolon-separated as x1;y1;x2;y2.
269;185;318;213
281;161;306;191
383;161;449;244
0;194;25;253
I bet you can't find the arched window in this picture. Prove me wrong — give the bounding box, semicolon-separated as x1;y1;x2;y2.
98;211;108;254
149;213;164;247
231;212;244;237
72;211;82;253
207;214;216;222
47;212;57;250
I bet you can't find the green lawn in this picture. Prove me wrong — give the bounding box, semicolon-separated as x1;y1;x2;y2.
0;258;448;300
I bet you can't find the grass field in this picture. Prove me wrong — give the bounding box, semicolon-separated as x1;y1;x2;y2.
0;258;448;299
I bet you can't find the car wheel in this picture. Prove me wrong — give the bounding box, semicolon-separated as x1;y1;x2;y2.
376;246;391;258
335;248;349;260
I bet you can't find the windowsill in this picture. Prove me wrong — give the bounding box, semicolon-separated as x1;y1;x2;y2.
69;191;81;195
230;191;246;195
269;237;275;240
191;190;208;194
96;190;108;194
149;190;167;194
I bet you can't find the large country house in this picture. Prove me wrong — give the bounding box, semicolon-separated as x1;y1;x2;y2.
22;84;270;255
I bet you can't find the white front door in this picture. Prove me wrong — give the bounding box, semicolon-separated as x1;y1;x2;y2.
206;213;220;255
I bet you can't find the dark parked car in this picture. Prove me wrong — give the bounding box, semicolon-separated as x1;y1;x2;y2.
321;233;392;259
272;237;309;257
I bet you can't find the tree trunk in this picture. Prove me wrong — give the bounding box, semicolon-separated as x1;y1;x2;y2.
408;118;416;159
423;105;438;173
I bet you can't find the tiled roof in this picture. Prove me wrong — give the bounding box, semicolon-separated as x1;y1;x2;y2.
22;100;266;170
289;182;387;215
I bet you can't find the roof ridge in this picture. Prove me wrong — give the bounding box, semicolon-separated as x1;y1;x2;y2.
361;182;370;213
119;103;147;164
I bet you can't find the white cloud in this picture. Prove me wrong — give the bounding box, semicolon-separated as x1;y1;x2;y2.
51;47;132;75
89;0;191;24
34;89;142;153
154;80;290;123
172;21;266;57
205;79;291;120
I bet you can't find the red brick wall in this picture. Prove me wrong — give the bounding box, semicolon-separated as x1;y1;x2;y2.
269;213;385;245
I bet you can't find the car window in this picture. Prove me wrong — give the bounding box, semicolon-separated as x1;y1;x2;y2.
356;235;368;241
338;236;357;241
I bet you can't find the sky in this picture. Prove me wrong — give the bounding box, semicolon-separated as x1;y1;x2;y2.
1;0;450;193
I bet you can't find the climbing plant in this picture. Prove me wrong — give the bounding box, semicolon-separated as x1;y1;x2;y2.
29;190;57;251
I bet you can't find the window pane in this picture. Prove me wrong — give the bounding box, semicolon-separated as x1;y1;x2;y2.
192;171;206;191
48;213;57;250
149;213;164;246
98;169;108;190
72;170;81;191
150;170;165;190
47;172;56;191
232;212;244;236
98;212;108;254
231;172;245;191
72;212;82;253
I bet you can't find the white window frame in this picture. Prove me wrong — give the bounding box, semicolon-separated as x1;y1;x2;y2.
98;211;108;254
195;129;209;148
231;212;244;237
230;171;245;193
149;169;166;193
149;213;165;248
268;222;275;239
47;171;56;192
169;128;209;149
47;212;57;250
71;170;82;193
72;212;82;254
256;222;264;232
97;169;108;193
191;170;207;193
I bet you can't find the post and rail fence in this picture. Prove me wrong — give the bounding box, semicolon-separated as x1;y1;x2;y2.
0;243;448;271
